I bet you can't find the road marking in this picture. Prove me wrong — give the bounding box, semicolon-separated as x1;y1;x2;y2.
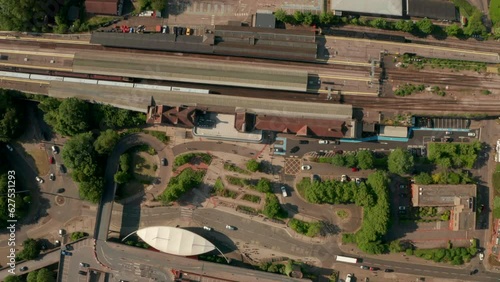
0;77;49;84
0;62;72;71
0;48;74;58
326;35;499;57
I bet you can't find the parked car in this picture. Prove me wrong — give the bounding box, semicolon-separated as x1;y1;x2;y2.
49;156;55;164
318;140;329;144
341;175;348;182
225;225;235;230
301;165;311;170
59;164;66;173
274;148;284;153
290;146;300;153
299;140;309;144
370;267;379;271
360;265;369;270
57;188;65;193
468;132;476;137
399;184;407;189
20;266;28;271
470;269;478;275
49;173;55;181
479;252;484;261
80;262;90;267
203;226;212;231
6;144;13;151
61;250;72;256
78;270;87;275
51;145;58;154
281;186;288;197
355;178;362;185
351;167;358;172
384;269;394;272
399;206;406;211
335;150;343;155
161;158;168;166
312;174;321;182
36;176;44;184
445;131;452;135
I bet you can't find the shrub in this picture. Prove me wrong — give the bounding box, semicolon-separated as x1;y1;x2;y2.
246;159;261;172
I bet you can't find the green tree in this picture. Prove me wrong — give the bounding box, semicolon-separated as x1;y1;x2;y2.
262;193;283;219
356;150;375;170
445;24;463;37
345;153;357;168
56;98;90;136
303;12;316;26
18;238;40;260
416;18;434;34
151;0;166;11
27;270;39;282
293;11;304;23
284;260;293;276
256;178;272;193
414;172;434;184
36;268;55;282
275;9;288;22
94;129;120;155
331;154;346;166
92;104;145;129
4;276;23;282
0;91;23;141
79;177;104;203
370;18;388;29
389;240;403;253
388;148;414;175
464;10;487;36
246;159;261;172
119;153;131;172
319;11;335;25
395;19;414;32
114;170;131;184
62;132;99;182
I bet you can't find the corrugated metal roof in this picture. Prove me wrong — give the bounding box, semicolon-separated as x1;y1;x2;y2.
332;0;403;16
407;0;458;21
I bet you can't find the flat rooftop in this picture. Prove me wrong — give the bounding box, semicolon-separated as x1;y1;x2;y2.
48;82;353;120
412;184;476;207
193;113;263;142
72;51;309;92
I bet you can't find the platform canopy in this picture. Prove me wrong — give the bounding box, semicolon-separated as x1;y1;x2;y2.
136;226;216;256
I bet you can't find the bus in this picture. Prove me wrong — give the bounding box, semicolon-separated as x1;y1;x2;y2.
336;255;359;264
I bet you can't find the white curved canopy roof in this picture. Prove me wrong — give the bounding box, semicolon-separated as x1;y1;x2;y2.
137;226;215;256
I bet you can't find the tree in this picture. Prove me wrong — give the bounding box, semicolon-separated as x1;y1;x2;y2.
56;98;90;136
284;260;293;276
0;90;23;141
70;231;86;241
464;11;487;36
445;24;463;37
246;159;260;172
92;104;145;129
303;12;317;26
256;178;272;193
36;268;55;282
395;19;414;32
62;132;99;182
114;170;131;184
414;172;433;185
331;155;346;167
4;276;22;282
151;0;166;11
388;148;414;175
94;129;120;155
79;177;104;203
356;150;375;170
416;18;434;34
370;18;388;29
262;193;283;219
319;12;335;25
18;238;40;260
275;9;288;22
27;270;39;282
345;153;357;168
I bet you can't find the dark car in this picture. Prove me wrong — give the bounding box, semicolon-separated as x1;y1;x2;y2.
290;146;300;153
59;164;66;173
78;270;87;275
173;26;179;35
384;269;394;272
161;158;168;166
61;250;72;256
370;267;379;271
57;188;65;193
299;140;309;144
20;266;28;271
470;269;478;275
316;151;326;156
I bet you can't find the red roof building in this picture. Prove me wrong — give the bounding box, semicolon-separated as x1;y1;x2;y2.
251;115;347;138
85;0;120;15
146;105;197;127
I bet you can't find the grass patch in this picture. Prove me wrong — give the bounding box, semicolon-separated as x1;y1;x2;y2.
493;164;500;194
453;0;476;17
26;148;49;176
213;178;239;199
402;54;487;72
225;176;249;187
494;197;500;219
135;144;157;155
144;130;169;144
289;218;322;237
173;153;212;169
295;177;310;198
242;194;261;203
223;162;250;175
336;210;349;219
394;83;425;96
86;15;118;29
237;205;259;215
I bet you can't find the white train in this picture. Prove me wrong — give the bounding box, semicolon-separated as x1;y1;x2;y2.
0;71;210;94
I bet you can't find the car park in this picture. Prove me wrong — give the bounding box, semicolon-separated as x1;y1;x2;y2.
301;165;311;170
203;226;212;231
225;225;235;230
51;145;58;154
36;176;44;184
49;173;55;181
20;266;28;271
6;144;13;151
281;186;288;197
80;262;90;267
290;146;300;153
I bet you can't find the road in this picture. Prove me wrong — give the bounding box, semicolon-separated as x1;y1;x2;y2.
0;249;60;281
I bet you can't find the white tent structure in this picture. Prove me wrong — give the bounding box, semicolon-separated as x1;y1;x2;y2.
136;226;216;256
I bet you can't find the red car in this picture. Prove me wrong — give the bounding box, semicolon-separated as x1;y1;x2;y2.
351;167;358;172
49;156;55;164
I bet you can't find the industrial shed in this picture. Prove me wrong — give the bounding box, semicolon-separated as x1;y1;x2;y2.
407;0;458;21
331;0;403;17
72;51;309;92
379;125;408;138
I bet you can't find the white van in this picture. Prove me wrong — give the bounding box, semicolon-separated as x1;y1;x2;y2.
346;273;353;282
468;132;476;137
318;140;329;144
281;186;288;197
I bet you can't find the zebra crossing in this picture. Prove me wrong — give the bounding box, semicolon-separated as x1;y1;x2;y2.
234;13;249;16
180;207;194;219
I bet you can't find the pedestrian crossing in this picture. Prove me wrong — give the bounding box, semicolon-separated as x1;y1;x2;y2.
234;13;249;16
180;207;194;219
